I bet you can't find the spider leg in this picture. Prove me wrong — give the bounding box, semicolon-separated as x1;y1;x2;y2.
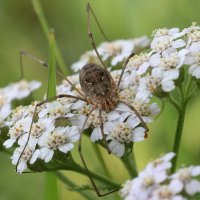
117;99;149;133
78;108;119;196
19;50;84;97
117;52;135;88
99;109;111;154
16;94;86;172
86;3;107;69
86;3;109;41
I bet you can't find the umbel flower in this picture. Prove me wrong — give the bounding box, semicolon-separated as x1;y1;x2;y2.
2;23;200;174
0;80;41;128
120;152;200;200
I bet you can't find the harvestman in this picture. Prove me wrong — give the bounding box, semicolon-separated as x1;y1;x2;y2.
16;3;149;197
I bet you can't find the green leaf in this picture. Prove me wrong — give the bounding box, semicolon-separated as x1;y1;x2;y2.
47;29;56;98
188;193;200;200
44;173;58;200
44;30;59;200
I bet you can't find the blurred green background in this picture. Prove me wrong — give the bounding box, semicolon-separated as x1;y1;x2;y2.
0;0;200;199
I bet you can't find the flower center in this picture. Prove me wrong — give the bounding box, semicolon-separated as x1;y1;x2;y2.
188;30;200;42
47;132;68;150
179;169;191;182
153;38;172;53
193;52;200;65
160;53;179;70
127;53;149;70
158;187;172;198
17;80;29;90
31;123;45;138
119;88;136;102
153;28;168;37
110;123;132;143
104;43;122;57
10;123;25;139
21;147;34;161
147;76;161;93
48;102;65;117
87;111;107;127
143;176;154;187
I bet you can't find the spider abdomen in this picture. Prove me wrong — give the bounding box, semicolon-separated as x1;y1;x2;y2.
79;63;118;111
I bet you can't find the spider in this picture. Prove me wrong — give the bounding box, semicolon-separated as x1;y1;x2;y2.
16;3;149;197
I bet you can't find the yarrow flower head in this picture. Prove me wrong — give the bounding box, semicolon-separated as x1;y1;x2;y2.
120;153;200;200
3;23;200;176
0;80;41;128
70;36;150;72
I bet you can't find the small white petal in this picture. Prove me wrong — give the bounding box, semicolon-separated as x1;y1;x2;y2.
90;127;102;142
3;138;16;148
191;166;200;176
185;179;200;195
109;141;125;157
58;143;74;153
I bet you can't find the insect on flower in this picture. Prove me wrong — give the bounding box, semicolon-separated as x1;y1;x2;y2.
15;3;149;197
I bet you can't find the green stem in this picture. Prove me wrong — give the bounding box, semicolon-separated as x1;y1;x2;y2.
44;30;58;200
44;173;58;200
31;0;69;75
167;95;181;112
185;75;193;96
92;144;111;177
121;151;137;178
70;161;120;188
171;102;187;173
54;171;95;200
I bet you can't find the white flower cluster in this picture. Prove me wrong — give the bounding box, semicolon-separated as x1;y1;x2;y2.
120;152;200;200
71;36;151;72
0;80;41;128
71;23;200;100
4;100;80;173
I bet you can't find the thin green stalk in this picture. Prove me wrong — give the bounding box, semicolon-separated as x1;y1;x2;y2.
47;29;56;98
178;85;185;106
69;161;120;188
92;144;111;177
121;151;137;178
44;173;58;200
44;30;58;200
185;75;193;97
31;0;69;75
54;171;95;200
167;95;181;112
171;102;187;173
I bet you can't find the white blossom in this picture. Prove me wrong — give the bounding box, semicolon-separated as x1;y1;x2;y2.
170;166;200;196
11;142;40;173
38;126;80;162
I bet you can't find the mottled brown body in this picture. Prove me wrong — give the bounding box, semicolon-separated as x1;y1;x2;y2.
79;63;118;111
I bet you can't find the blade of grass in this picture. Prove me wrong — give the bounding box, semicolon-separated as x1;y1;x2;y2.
47;29;56;98
44;30;59;200
44;173;59;200
31;0;69;75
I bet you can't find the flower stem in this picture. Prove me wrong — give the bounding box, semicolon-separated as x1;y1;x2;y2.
171;102;187;173
44;173;58;200
54;171;95;200
121;151;138;178
70;161;120;188
167;95;181;112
